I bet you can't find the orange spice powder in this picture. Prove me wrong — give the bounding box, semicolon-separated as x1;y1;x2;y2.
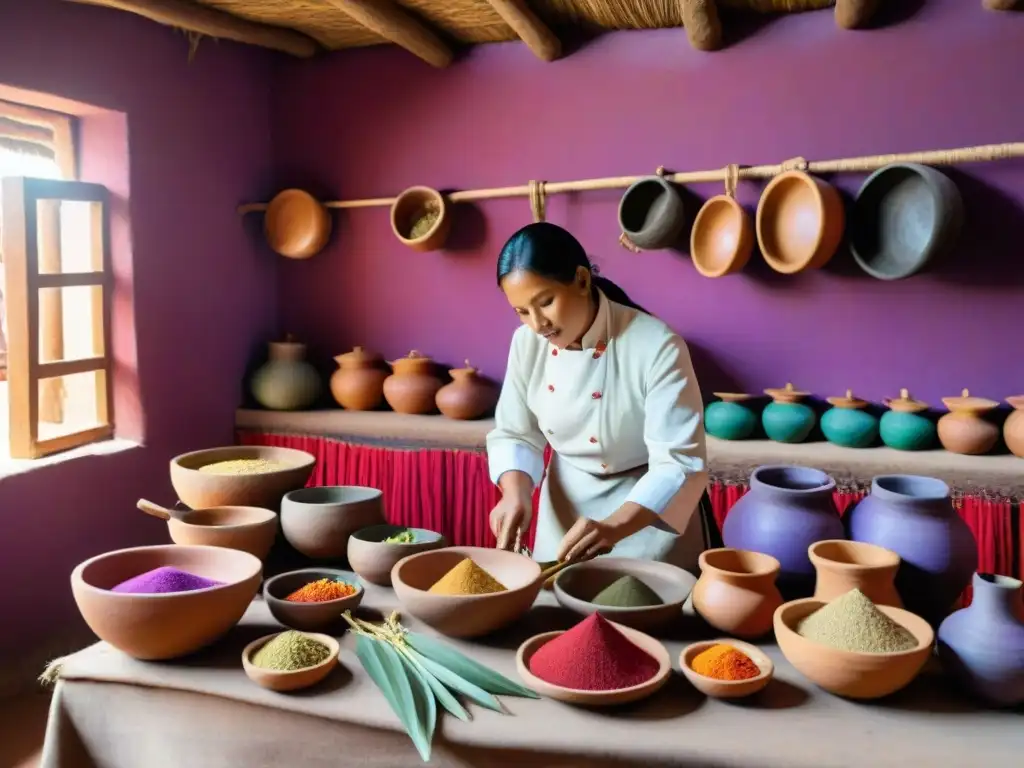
285;578;357;603
690;643;761;681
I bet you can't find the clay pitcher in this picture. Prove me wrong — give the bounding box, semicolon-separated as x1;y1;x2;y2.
937;389;1000;455
808;540;902;607
383;350;443;415
435;360;498;420
330;346;388;411
692;548;783;639
1003;395;1024;458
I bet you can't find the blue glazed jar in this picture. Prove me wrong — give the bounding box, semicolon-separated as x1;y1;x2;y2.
762;383;816;443
880;389;937;451
821;390;879;448
704;393;758;440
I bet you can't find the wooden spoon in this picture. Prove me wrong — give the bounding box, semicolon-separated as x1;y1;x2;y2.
137;498;190;522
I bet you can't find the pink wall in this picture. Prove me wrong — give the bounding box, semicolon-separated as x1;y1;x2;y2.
0;0;278;655
271;0;1024;406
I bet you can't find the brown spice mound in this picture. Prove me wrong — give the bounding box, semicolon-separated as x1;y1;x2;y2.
796;588;918;653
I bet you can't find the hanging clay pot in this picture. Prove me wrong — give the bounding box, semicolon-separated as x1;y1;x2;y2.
435;361;498;420
761;383;816;443
617;173;686;251
250;335;322;411
937;389;1000;455
821;389;878;448
1003;396;1024;458
704;393;758;440
692;548;783;639
880;388;937;451
808;540;902;608
383;350;443;415
330;346;389;411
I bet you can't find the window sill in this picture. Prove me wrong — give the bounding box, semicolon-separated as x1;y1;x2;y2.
0;437;140;479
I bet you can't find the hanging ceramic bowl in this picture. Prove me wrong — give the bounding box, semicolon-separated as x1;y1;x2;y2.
390;186;450;252
761;383;816;443
937;389;1000;455
264;189;332;259
756;169;845;274
690;165;754;278
617;173;686;251
821;390;879;448
879;389;936;451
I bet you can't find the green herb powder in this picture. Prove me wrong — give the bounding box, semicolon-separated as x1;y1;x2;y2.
796;588;918;653
591;575;664;608
251;630;331;671
384;529;416;544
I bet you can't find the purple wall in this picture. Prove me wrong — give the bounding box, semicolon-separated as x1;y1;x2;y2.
0;0;278;655
272;0;1024;406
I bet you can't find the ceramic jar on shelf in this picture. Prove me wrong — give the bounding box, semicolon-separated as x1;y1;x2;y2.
383;350;443;415
879;388;936;451
821;390;879;448
808;539;902;607
1002;396;1024;458
937;389;1000;455
330;346;389;411
250;335;322;411
692;548;783;639
761;383;816;443
704;393;758;440
435;361;498;420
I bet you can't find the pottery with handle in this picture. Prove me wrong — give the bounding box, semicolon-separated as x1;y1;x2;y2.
808;540;902;607
704;393;758;440
880;388;937;451
435;360;499;420
329;346;389;411
821;390;878;448
1002;395;1024;458
250;335;322;411
691;548;783;639
937;389;1000;455
138;498;279;561
617;175;686;251
383;350;443;414
761;383;816;443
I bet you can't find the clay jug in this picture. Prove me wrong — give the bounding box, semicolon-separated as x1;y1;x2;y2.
821;390;878;448
808;540;902;607
692;548;783;639
704;393;758;440
846;474;978;625
330;346;388;411
250;335;321;411
937;573;1024;708
1003;395;1024;458
937;389;1000;455
880;388;937;451
435;361;498;420
721;465;843;599
761;383;816;443
383;350;443;414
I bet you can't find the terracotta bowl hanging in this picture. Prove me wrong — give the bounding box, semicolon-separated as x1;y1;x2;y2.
756;171;845;274
690;195;754;278
263;189;332;259
391;186;451;252
617;176;686;250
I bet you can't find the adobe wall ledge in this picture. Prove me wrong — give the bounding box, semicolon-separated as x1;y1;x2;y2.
235;409;1024;501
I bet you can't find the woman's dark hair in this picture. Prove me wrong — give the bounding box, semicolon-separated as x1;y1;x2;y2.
496;222;647;313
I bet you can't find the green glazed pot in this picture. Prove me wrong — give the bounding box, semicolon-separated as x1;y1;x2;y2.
821;391;878;448
704;393;758;440
880;389;936;451
762;383;815;443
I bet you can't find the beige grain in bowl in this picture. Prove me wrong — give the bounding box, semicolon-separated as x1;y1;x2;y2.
242;631;340;692
170;445;315;509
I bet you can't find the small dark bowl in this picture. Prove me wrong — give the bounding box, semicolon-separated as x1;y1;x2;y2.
618;176;686;250
263;568;363;631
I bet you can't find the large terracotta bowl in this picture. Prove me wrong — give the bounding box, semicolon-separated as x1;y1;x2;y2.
391;546;542;638
808;540;902;607
773;598;934;699
170;445;315;510
263;568;364;632
166;505;278;561
552;557;696;632
71;544;263;660
281;486;385;559
679;638;774;699
242;631;340;692
347;524;446;586
756;170;845;274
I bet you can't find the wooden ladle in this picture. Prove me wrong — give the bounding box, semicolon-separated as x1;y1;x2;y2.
137;498;190;522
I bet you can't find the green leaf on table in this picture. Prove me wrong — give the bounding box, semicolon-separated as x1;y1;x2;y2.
406;648;503;713
399;648;471;722
403;631;540;699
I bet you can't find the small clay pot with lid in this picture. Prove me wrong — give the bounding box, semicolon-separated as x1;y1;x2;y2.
435;361;498;420
880;388;937;451
821;389;879;448
761;383;816;443
704;393;758;440
330;346;388;411
1003;396;1024;458
383;350;443;415
938;389;1000;455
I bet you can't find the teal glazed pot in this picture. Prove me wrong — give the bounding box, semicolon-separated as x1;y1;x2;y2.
704;393;758;440
762;383;816;443
821;390;879;448
880;389;937;451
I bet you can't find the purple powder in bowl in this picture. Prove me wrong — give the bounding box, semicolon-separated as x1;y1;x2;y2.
111;566;224;594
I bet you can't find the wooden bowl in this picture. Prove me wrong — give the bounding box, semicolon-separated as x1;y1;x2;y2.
280;486;385;559
71;544;262;660
756;170;845;274
515;621;672;706
242;631;340;692
263;189;331;259
690;195;754;278
167;505;278;561
263;568;364;632
808;540;902;607
347;525;446;586
170;445;315;510
552;557;696;632
390;186;450;252
391;546;542;638
773;598;934;699
679;639;774;699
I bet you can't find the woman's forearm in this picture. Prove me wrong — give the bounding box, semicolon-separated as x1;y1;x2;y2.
498;469;534;502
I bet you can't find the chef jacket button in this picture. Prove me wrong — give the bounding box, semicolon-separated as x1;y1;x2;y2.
551;348;558;356
601;463;608;469
592;351;602;360
546;429;554;435
548;384;554;392
592;391;602;400
589;436;598;444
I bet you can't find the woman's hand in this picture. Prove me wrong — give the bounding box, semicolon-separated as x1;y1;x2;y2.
489;471;534;550
555;502;659;562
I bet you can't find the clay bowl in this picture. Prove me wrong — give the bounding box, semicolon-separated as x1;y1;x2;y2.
773;598;934;699
165;505;278;561
263;188;332;260
280;486;385;559
71;544;263;660
692;548;784;639
347;524;446;586
756;170;845;274
392;546;543;638
170;445;315;510
515;621;672;706
690;195;754;278
263;568;364;632
552;557;696;632
242;631;340;692
808;540;902;607
679;639;774;699
390;186;450;252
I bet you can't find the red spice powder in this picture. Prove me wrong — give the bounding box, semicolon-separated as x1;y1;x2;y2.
528;613;660;691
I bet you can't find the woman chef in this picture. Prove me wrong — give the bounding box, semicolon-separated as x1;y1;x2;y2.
486;221;713;568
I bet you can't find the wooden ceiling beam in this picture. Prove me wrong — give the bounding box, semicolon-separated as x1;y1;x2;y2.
483;1;561;61
64;0;319;58
323;0;454;68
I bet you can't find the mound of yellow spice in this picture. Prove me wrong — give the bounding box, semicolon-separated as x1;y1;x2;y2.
428;558;507;595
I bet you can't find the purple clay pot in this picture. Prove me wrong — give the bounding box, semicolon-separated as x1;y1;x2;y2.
846;475;977;626
721;465;842;599
937;573;1024;708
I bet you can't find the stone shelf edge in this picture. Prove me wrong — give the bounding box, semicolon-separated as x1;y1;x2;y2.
235;409;1024;500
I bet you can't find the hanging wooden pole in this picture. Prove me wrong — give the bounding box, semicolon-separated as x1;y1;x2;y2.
482;0;561;61
322;0;454;68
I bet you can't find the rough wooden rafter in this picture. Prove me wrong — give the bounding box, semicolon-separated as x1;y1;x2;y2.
322;0;454;68
482;0;561;61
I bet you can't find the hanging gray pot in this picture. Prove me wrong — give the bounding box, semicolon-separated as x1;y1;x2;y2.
618;176;686;250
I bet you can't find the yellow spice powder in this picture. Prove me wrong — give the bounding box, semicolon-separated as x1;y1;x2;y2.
198;459;289;475
428;558;507;595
